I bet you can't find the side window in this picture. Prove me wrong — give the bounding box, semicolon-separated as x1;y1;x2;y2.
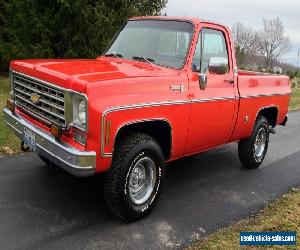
192;28;229;73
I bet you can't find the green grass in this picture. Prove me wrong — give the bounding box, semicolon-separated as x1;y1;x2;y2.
289;88;300;111
0;77;20;154
187;187;300;250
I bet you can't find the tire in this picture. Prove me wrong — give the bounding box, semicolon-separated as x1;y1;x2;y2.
238;115;269;169
103;133;165;222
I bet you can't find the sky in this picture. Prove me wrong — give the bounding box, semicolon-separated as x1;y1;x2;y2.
165;0;300;66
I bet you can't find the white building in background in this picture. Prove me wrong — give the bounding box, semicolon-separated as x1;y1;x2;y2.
273;66;282;74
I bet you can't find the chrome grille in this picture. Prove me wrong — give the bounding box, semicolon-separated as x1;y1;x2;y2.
13;73;66;127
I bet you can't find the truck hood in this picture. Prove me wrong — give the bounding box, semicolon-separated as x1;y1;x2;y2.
10;57;177;93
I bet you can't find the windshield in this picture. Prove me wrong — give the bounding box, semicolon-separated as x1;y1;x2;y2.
105;20;194;69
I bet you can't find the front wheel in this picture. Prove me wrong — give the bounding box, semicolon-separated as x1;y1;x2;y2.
103;133;165;222
238;116;270;169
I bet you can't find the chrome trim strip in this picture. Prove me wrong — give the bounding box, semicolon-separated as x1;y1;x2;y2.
100;91;289;157
3;107;96;177
240;93;291;99
191;96;236;103
101;100;190;157
100;96;238;157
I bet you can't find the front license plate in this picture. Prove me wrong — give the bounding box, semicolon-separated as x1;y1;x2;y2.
24;128;36;151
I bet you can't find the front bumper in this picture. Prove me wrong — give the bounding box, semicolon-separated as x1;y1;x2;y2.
3;107;96;177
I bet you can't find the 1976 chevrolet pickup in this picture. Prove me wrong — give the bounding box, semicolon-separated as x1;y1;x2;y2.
3;16;290;221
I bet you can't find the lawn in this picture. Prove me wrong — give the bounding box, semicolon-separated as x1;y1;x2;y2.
0;77;20;154
289;87;300;111
0;76;300;155
187;187;300;250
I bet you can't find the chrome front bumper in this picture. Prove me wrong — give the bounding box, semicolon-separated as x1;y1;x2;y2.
3;108;96;177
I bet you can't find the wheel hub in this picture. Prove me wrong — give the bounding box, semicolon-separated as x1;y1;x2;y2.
254;127;267;161
128;156;156;205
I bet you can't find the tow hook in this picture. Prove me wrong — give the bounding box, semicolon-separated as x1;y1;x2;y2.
269;127;276;134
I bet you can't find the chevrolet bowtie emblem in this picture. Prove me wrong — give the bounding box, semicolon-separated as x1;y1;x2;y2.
30;93;41;104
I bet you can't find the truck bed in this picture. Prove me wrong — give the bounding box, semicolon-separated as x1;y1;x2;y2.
230;70;291;141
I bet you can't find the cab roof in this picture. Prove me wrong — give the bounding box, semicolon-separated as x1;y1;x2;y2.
129;16;230;30
129;16;202;25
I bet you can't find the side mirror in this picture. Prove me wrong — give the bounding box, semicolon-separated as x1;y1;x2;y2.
208;57;228;75
198;57;229;90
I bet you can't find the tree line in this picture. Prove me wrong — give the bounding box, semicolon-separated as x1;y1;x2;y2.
232;17;291;71
0;0;167;72
0;3;295;74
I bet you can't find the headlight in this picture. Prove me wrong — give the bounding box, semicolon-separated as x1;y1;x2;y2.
78;100;86;124
72;95;87;130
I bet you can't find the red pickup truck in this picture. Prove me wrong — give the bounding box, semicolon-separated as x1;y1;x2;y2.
3;16;290;221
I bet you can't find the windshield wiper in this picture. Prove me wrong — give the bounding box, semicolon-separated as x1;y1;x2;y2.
132;56;155;64
104;52;123;58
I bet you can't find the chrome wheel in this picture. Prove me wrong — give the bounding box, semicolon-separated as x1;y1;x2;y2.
253;127;267;162
128;156;157;205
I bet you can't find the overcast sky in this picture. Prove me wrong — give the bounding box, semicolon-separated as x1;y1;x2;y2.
165;0;300;66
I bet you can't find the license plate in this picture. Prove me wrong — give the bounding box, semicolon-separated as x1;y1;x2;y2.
24;128;36;151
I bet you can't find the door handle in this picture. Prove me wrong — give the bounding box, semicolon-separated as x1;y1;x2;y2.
224;79;234;84
198;73;207;90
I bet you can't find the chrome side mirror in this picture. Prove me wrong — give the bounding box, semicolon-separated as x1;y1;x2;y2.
208;57;228;75
198;57;228;90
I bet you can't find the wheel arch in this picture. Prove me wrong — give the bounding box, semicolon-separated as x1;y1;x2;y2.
113;119;173;160
256;106;279;127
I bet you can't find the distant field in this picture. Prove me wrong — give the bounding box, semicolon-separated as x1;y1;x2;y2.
0;77;300;154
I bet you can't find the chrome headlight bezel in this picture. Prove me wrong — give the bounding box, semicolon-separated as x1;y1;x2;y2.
65;92;88;132
72;94;88;131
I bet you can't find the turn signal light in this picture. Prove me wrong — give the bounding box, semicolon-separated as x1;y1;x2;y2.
105;120;111;146
7;99;14;112
73;130;86;146
50;125;62;138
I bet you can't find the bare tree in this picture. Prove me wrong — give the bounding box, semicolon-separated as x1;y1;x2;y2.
232;23;261;68
259;17;290;68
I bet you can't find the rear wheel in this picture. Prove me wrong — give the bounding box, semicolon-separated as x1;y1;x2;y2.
103;133;165;222
238;116;269;169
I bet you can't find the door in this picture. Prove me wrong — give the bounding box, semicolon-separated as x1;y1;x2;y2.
186;26;237;154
